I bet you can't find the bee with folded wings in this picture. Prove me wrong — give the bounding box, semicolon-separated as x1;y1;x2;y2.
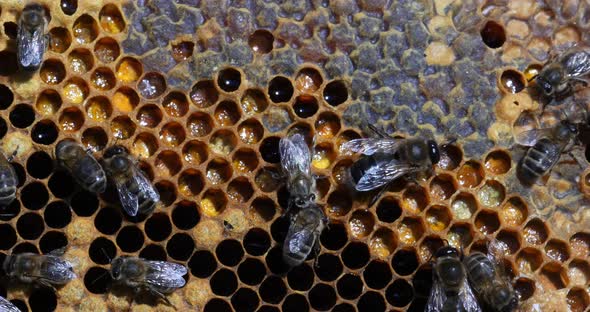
17;3;48;71
55;140;107;194
0;150;18;208
279;133;327;268
534;46;590;99
0;295;19;312
110;256;187;306
3;252;76;289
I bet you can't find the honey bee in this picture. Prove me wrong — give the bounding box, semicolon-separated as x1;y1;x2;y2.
0;150;18;208
279;132;318;211
110;256;187;306
102;145;160;217
535;46;590;98
282;205;327;268
463;241;518;312
0;295;19;312
427;246;481;312
3;252;76;289
55;140;107;194
17;3;48;71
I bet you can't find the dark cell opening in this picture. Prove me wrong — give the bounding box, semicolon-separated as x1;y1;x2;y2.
0;116;7;139
387;279;414;307
48;170;76;198
392;248;420;276
309;283;337;311
376;197;402;222
189;250;217;278
44;201;71;229
282;293;309;312
333;303;356;312
337;274;363;300
257;306;280;312
237;258;266;286
116;225;144;252
204;298;232;312
210;268;238;296
259;137;281;163
139;244;167;261
276;186;290;211
323;80;348;106
407;297;428;312
71;190;99;216
0;199;20;221
21;182;49;211
26;151;53;179
364;260;393;289
9;104;35;129
89;237;117;265
0;51;18;76
341;242;370;269
0;224;16;250
17;213;44;240
95;207;122;235
29;285;57;312
145;213;172;242
270;215;290;244
268;76;294;103
217;68;242;92
11;163;25;188
357;291;386;312
315;253;342;281
216;239;244;267
10;300;28;312
320;222;348;250
84;266;112;294
248;29;274;54
172;201;200;230
166;233;195;261
31;120;58;145
265;246;289;275
231;288;260;312
293;95;319;118
155;180;177;207
0;84;13;109
411;266;433;296
501;69;526;94
287;263;314;291
60;0;78;15
243;228;271;256
259;275;287;304
3;22;17;39
13;242;39;254
481;20;506;49
39;231;68;254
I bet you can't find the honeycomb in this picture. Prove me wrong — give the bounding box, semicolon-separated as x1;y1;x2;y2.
0;0;588;311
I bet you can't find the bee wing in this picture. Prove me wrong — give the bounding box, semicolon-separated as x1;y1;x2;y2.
458;277;483;312
285;227;315;255
563;49;590;78
513;128;554;147
132;165;160;203
114;177;139;216
39;255;76;283
487;239;514;284
280;133;312;177
17;26;44;69
0;296;20;312
144;260;188;289
425;274;446;312
355;160;421;191
340;138;401;155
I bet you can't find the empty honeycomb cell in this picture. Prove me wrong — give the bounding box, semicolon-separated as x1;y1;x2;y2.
99;4;125;34
40;59;66;85
254;167;281;193
217;68;242;92
0;51;17;76
145;213;172;242
29;288;57;312
182;140;208;165
59;107;85;132
204;298;232;312
496;229;521;254
171;41;194;62
68;48;94;75
268;76;294;103
412;266;433;297
63;77;89;104
139;244;167;261
115;57;142;83
323;80;348;107
206;158;232;185
48;27;71;53
90;67;116;91
26;151;53;180
243;228;271;256
457;160;485;188
311;254;341;282
159;121;186;147
13;242;39;254
44;201;71;229
167;232;195;260
248;29;274;54
516;247;543;273
21;182;49;210
567;287;590;312
392;248;420;276
402;185;429;214
568;259;590;286
477;180;505;207
341;242;370;270
84;267;111;294
282;293;309;312
227;177;254;203
474;209;500;235
308;283;336;311
249;196;276;222
570;232;590;258
293;95;319;118
397;217;425;245
357;291;386;312
71;191;99;216
215;100;241;126
154;150;182;177
82;127;108;152
189;250;217;278
364;260;393;290
524;218;549;245
450;192;478;220
190;80;219;108
85;96;112;121
295;67;323;93
237;257;266;286
211;268;239;296
155;180;177;206
315;112;341;139
162;91;189;118
326;188;353;217
0;117;6;139
116;225;144;252
448;223;474;249
48;170;75;199
499;69;526;94
3;22;16;39
500;196;528;227
429;174;457;202
337;273;363;300
481;20;506;48
210;129;238;156
425;205;451;231
60;0;77;15
94;37;120;64
17;212;45;240
375;196;402;223
513;277;535;301
545;239;571;262
540;262;569;290
35;89;62;116
73;14;99;44
88;237;117;265
241;89;268;115
386;279;414;307
0;224;17;250
201;188;228;217
349;209;375;238
177;169;204;197
138;72;167;99
485;150;512;175
259;136;280;163
231;287;260;312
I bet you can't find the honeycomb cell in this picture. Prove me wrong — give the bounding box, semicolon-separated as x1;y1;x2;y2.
182;140;208;165
457;161;485;188
0;117;6;139
392;248;419;276
162;91;189;118
337;273;363;300
230;150;258;177
189;250;217;278
237;257;266;286
231;288;260;312
140;244;167;261
448;223;474;249
116;225;145;252
323;80;348;107
326;187;352;217
0;224;17;250
477;180;505;207
99;4;125;34
315;112;341;139
374;196;401;223
499;69;526;94
364;260;392;290
94;207;121;236
496;229;521;255
138;72;167;99
568;260;590;286
190;80;219;108
545;239;571;262
524;218;549;245
570;232;590;258
429;174;457;202
31;119;58;145
215;100;241;126
241;89;268;115
397;217;425;245
296;68;323;94
293;95;319;118
288;263;315;291
216;239;244;267
136;104;162;128
341;242;370;269
513;277;536;301
402;185;429;214
85;96;112;121
319;223;348;252
248;29;274;54
29;288;57;312
227;177;254;202
94;37;120;64
282;293;309;312
540;262;568;290
260;275;287;304
49;27;72;53
268;76;294;103
438;144;463;170
155;180;177;206
210;130;238;156
82;127;108;152
3;22;17;39
59;107;85;132
73;14;99;44
308;283;337;311
387;279;414;307
48;170;75;199
312;143;336;169
217;68;242;92
44;201;72;229
0;51;17;76
171;41;194;62
349;209;375;238
60;0;77;15
71;190;99;216
206;158;232;185
516;247;543;273
568;287;590;312
201;188;227;217
40;59;66;85
35;89;62;116
84;267;111;294
63;77;89;104
89;237;117;265
155;150;182;177
358;291;386;312
90;67;116;91
68;48;94;75
167;232;195;260
205;298;232;311
184;113;213;138
474;209;500;235
177;169;204;197
145;213;172;242
481;20;506;48
249;197;276;222
130;132;157;158
115;57;142;83
425;205;451;231
160;121;186;147
450;192;478;220
10;104;35;129
500;196;528;227
17;212;45;240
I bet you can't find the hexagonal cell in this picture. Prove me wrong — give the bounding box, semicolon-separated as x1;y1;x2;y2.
254;167;281;193
448;223;474;249
295;67;323;93
90;67;116;91
323;80;348;107
156;180;177;207
496;229;521;255
375;196;401;223
457;161;485;188
474;209;500;235
99;4;126;34
182;140;208;165
315;112;341;139
68;48;94;75
58;107;85;132
35;89;62;116
568;287;590;312
249;197;276;222
401;185;429;214
217;68;242;92
31;121;58;145
138;72;167;99
85;96;112;122
480;20;506;48
419;235;445;262
171;41;194;62
392;248;419;276
48;27;71;53
438;144;463;171
524;218;549;245
349;209;375;239
425;205;451;232
545;239;571;263
186;112;213;137
201;188;227;217
500;196;528;227
214;100;241;126
190;80;219;108
368;227;397;259
326;187;353;217
232;148;259;174
568;260;590;286
397;217;425;245
514;277;535;301
63;77;89;104
312;143;336;170
136;104;162;128
241;89;268;115
81;127;108;152
248;29;274;54
94;37;120;64
227;177;254;203
113;87;140;112
116;57;143;83
292;95;319;119
73;14;99;44
159;121;186;147
206;158;232;185
477;180;505;207
540;262;569;290
162;91;189;118
499;69;526;94
40;59;66;85
570;232;590;258
237;118;264;145
450;192;478;220
177;169;204;197
484;150;512;175
132;132;159;158
154;150;182;177
268;76;294;103
209;130;237;156
516;247;543;274
429;174;457;202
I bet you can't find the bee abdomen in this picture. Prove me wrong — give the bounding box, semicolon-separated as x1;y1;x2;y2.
350;153;390;187
74;157;107;193
283;243;312;267
518;139;560;184
0;169;17;206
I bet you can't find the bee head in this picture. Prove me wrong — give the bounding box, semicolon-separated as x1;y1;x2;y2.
22;4;46;27
435;246;459;259
110;156;130;172
55;140;76;160
104;145;127;159
537;67;563;95
110;257;124;280
295;193;316;208
427;140;440;164
493;286;518;312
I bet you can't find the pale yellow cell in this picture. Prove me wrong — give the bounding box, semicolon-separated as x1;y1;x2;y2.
501;43;525;64
508;0;537;19
79;295;108;312
66;218;97;246
184;279;212;307
487;122;513;146
113;90;135;113
58;279;86;306
425;41;455;66
3;132;33;158
64;248;92;276
506;19;530;40
494;93;535;123
107;293;131;311
63;82;86;104
193;219;223;248
554;26;581;48
223;208;248;234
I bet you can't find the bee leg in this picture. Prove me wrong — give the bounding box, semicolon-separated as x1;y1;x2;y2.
36;279;57;292
368;182;392;208
146;286;175;309
312;240;322;269
7;147;18;162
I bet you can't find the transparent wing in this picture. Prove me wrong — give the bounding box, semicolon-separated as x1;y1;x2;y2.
0;296;20;312
286;229;314;255
355;160;421;191
115;178;139;216
425;274;446;312
280;133;312;177
145;260;188;289
132;165;160;203
513;128;553;147
340;138;402;155
563;49;590;78
17;26;44;68
487;239;514;284
39;255;76;283
458;277;483;312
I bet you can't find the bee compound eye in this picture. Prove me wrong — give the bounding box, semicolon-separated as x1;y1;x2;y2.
111;157;128;171
427;140;440;164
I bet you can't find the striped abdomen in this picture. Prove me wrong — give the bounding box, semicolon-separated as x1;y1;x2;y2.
0;163;17;207
72;155;107;193
518;138;561;185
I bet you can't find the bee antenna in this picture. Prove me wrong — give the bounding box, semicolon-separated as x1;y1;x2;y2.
442;137;457;147
90;270;109;285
